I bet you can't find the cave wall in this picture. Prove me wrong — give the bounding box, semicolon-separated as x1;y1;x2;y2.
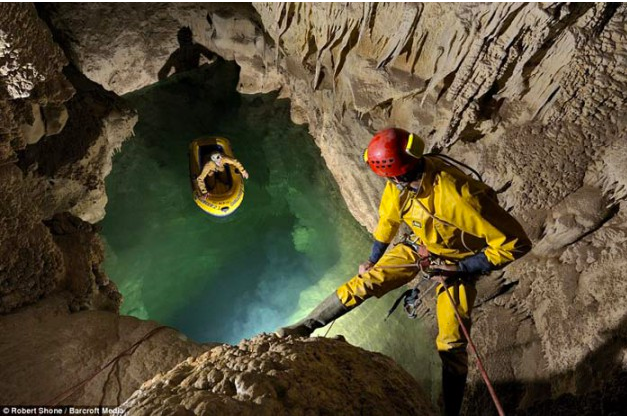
0;4;167;405
0;295;208;407
0;4;134;314
0;1;624;414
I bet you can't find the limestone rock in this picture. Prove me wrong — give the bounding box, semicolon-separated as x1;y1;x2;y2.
120;334;434;415
0;3;74;160
42;102;69;136
44;212;121;312
19;103;46;145
42;3;280;96
0;164;64;313
1;4;134;314
0;296;208;406
18;65;137;223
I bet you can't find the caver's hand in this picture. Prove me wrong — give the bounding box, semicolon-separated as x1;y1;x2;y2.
428;263;459;283
358;260;375;275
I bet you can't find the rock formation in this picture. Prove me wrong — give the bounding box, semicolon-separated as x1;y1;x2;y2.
0;295;209;406
0;4;133;315
120;334;433;415
2;2;626;415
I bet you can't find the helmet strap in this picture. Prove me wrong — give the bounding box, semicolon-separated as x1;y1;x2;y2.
393;158;425;184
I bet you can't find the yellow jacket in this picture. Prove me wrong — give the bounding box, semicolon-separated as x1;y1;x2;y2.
373;157;531;267
196;156;247;194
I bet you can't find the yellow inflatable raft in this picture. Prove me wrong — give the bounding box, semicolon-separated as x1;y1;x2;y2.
189;137;245;217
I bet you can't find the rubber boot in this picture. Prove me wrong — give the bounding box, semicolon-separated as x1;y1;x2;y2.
275;292;349;338
442;368;467;416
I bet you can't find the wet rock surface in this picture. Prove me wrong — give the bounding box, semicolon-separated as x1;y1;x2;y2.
120;334;434;415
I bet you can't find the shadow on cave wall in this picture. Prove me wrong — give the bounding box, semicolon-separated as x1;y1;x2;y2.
466;311;627;415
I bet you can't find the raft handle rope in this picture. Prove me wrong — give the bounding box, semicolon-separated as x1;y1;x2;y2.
45;325;169;407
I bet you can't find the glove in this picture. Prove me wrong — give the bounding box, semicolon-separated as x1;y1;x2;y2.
427;264;460;283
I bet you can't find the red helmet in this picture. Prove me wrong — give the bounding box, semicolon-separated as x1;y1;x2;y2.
363;128;424;177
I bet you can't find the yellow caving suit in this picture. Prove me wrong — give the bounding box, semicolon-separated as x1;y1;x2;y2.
336;156;531;375
196;157;247;195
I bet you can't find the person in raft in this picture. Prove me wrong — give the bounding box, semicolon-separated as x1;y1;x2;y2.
275;127;532;415
196;151;249;196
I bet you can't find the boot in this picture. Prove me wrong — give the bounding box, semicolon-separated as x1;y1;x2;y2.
442;368;467;416
275;292;349;338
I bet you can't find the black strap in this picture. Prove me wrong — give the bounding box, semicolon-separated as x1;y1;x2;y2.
385;287;422;321
385;289;413;321
426;153;483;182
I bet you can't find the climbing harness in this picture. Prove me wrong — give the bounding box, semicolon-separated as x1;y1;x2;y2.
381;239;435;320
379;237;460;319
375;241;505;416
45;325;169;407
384;279;437;320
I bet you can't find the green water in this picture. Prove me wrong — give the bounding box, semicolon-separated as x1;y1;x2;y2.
102;62;439;400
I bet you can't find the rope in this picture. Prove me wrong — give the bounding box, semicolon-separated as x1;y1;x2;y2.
374;260;505;414
323;319;337;338
426;153;483;182
436;278;505;416
45;325;169;407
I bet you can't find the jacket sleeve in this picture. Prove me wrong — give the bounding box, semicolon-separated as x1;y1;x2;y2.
438;176;532;268
373;181;403;244
368;240;390;264
224;157;247;175
196;163;212;194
